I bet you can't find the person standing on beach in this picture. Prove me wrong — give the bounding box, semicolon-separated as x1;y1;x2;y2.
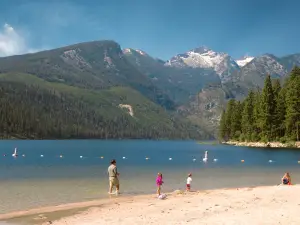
108;159;120;195
156;173;163;196
186;173;192;191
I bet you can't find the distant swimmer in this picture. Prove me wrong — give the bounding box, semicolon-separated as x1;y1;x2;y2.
108;159;120;195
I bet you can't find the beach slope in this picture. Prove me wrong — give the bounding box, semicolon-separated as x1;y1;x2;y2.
41;185;299;225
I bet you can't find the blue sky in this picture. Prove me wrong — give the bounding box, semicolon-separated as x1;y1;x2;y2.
0;0;299;59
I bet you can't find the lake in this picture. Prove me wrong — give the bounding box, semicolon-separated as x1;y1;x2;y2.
0;140;300;214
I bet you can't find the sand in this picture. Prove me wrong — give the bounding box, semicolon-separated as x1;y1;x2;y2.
2;185;299;225
22;185;298;225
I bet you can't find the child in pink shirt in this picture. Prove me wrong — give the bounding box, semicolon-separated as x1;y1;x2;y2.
156;173;163;196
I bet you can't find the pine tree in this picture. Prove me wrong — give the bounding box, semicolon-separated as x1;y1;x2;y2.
231;101;242;140
285;67;300;141
219;109;227;141
241;90;255;141
272;79;285;139
260;75;275;141
225;99;236;139
253;88;262;139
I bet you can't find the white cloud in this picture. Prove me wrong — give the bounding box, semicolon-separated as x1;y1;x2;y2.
0;23;37;57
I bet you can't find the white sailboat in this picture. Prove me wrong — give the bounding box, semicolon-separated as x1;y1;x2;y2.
203;151;208;162
12;148;18;157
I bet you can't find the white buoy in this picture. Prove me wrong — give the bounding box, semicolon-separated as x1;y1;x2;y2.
268;160;273;163
169;157;172;161
193;158;196;162
60;155;63;158
12;148;18;157
80;156;83;159
100;156;104;159
145;157;149;160
40;154;44;157
122;156;126;159
22;154;26;157
203;151;208;162
213;159;218;162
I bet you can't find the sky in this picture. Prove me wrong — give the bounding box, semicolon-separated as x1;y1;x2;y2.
0;0;300;59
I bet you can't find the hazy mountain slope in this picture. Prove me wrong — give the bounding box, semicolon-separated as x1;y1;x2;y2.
165;46;240;83
0;73;209;139
0;40;174;110
124;48;221;104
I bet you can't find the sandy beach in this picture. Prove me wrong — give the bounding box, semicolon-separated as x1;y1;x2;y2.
2;185;299;225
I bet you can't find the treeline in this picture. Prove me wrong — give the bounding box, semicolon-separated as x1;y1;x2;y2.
0;81;205;140
219;67;300;142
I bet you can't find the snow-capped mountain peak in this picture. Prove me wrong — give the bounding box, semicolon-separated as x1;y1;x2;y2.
165;46;240;83
122;48;147;56
235;56;254;67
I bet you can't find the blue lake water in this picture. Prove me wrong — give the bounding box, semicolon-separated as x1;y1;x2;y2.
0;140;300;214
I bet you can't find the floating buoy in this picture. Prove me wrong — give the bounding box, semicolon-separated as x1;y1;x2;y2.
145;157;149;160
40;155;44;157
193;158;196;162
60;155;63;158
80;156;83;159
122;156;126;159
22;154;26;157
100;156;104;159
268;160;273;163
298;161;300;164
3;154;6;157
241;160;245;163
169;157;172;161
213;159;218;162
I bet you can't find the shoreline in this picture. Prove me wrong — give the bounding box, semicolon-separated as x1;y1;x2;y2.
3;185;299;225
224;141;300;148
0;185;268;221
1;184;298;224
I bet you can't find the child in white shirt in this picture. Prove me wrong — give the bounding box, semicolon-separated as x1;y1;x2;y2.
186;173;192;191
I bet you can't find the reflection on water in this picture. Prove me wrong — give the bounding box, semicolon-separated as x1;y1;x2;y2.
0;140;300;214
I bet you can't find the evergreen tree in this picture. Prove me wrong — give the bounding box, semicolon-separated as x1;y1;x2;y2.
219;109;227;141
231;101;242;140
225;99;236;139
272;80;285;139
241;90;255;141
253;88;262;139
285;67;300;141
260;75;275;141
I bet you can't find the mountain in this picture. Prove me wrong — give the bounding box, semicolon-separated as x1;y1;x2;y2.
2;39;300;139
173;50;300;136
280;53;300;72
123;48;221;104
235;56;254;67
0;40;175;110
0;41;211;140
165;46;240;83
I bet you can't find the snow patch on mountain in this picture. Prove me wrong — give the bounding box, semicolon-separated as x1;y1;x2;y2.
123;48;147;56
165;47;240;83
243;54;287;77
123;48;132;54
236;56;254;67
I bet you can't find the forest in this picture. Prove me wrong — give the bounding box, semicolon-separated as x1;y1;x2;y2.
219;67;300;142
0;81;205;140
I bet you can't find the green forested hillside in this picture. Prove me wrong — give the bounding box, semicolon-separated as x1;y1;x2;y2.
0;73;208;140
0;40;175;110
219;67;300;142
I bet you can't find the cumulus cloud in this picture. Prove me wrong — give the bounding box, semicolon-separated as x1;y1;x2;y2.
0;23;37;57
